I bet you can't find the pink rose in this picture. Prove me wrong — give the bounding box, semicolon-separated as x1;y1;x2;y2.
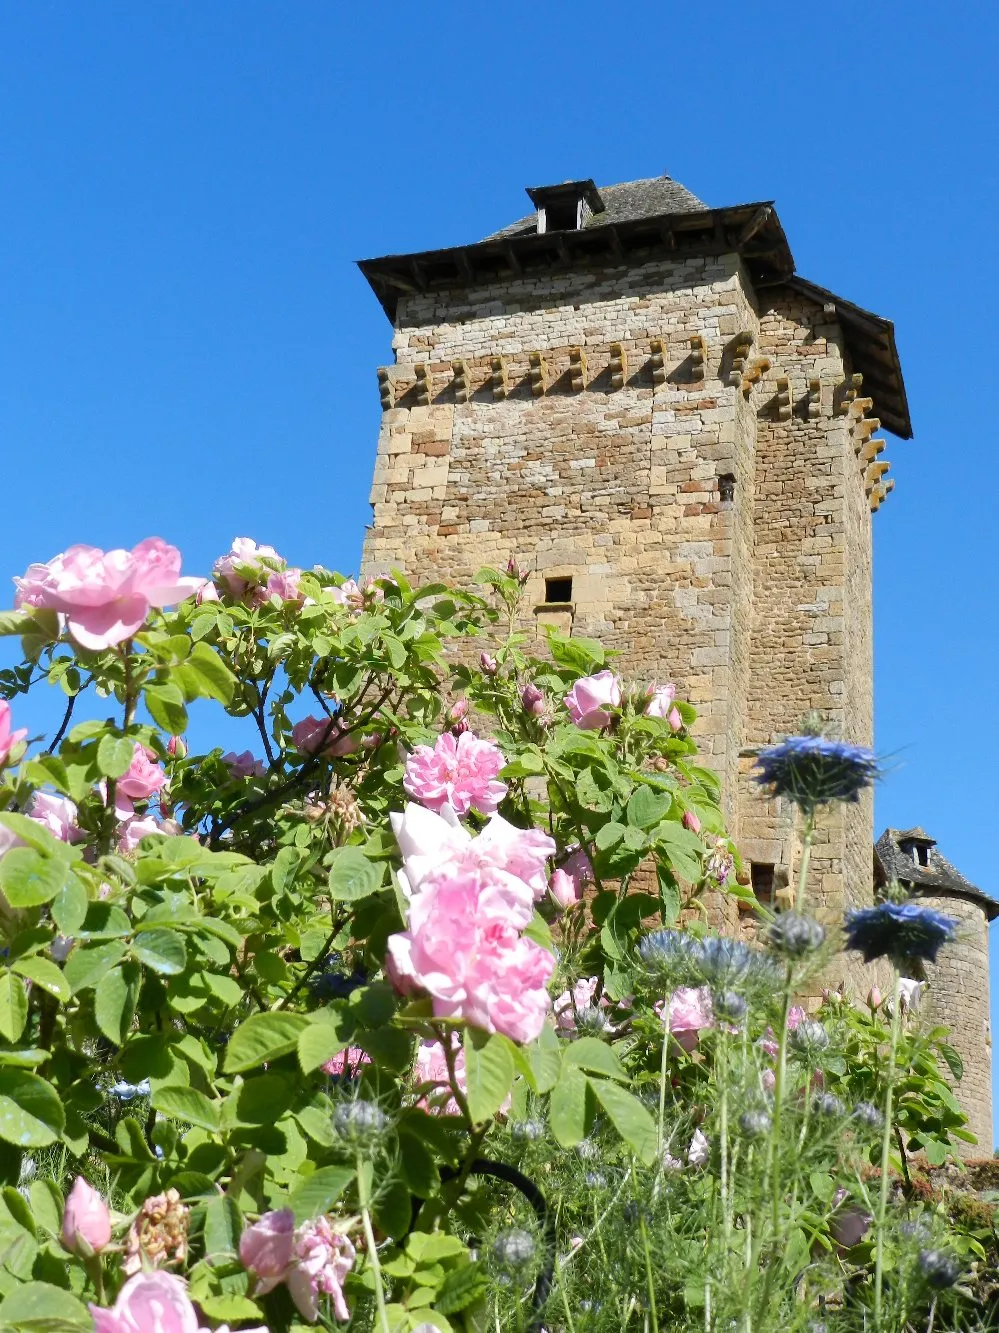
644;682;678;718
329;577;361;608
521;683;545;716
787;1005;807;1031
27;792;81;843
550;868;581;909
473;814;555;900
15;539;203;651
666;986;714;1052
62;1176;112;1255
240;1208;296;1296
291;715;359;759
480;651;498;674
563;670;622;730
222;750;266;780
390;803;472;898
554;976;600;1031
403;731;508;818
212;538;284;600
667;705;683;731
321;1047;371;1078
867;986;883;1011
0;701;27;767
90;1271;202;1333
119;744;168;806
166;735;186;758
414;1037;467;1116
264;568;304;605
286;1216;356;1323
386;863;555;1043
682;809;701;834
195;581;220;605
118;815;164;854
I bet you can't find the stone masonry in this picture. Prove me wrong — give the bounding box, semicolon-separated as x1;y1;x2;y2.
357;174;992;1148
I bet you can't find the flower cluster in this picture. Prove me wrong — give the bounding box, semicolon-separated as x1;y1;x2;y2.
211;537;306;607
403;729;507;816
240;1208;356;1321
91;1270;267;1333
15;538;204;650
753;734;879;812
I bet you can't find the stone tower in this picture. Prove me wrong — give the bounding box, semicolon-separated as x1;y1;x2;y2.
357;173;989;1142
875;828;997;1150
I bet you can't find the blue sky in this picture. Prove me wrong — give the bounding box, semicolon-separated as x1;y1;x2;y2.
1;2;997;1134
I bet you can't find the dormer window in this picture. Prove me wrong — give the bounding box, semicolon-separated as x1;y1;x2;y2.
898;832;934;868
526;180;605;235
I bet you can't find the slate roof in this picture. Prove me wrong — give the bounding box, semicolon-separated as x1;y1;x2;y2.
874;828;998;920
486;175;709;241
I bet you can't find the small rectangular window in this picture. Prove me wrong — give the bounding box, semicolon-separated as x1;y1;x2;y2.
751;862;775;909
544;577;573;604
719;473;736;502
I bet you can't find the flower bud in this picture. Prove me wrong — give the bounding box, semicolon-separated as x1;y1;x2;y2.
480;652;498;675
166;735;187;759
549;868;580;910
447;699;469;734
667;706;683;731
62;1176;112;1256
867;985;883;1011
505;558;528;585
681;809;701;834
520;683;545;716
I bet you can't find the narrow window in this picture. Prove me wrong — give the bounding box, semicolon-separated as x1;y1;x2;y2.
751;862;776;910
545;576;573;604
719;473;736;502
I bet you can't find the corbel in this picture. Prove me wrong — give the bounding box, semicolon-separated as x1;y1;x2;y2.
870;481;891;513
451;359;472;404
569;346;587;393
854;416;881;445
649;338;666;386
775;376;792;421
860;437;886;464
846;395;874;421
377;367;395;411
529;351;549;397
741;357;771;396
609;342;628;390
414;364;433;407
864;460;891;495
728;331;754;388
490;355;508;401
838;371;863;413
689;333;707;382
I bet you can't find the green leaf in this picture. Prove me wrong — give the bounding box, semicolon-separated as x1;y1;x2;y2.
462;1030;514;1123
288;1165;355;1224
327;846;382;903
64;940;127;993
51;877;88;935
185;642;237;704
627;786;673;828
94;962;140;1044
298;1017;348;1075
548;1065;594;1148
11;958;70;1003
144;682;188;734
0;973;28;1043
0;815;70;857
587;1077;658;1164
27;1180;63;1238
437;1262;491;1315
151;1085;221;1132
0;1281;91;1329
563;1037;627;1082
0;1071;65;1147
202;1193;241;1261
96;734;137;779
526;1023;562;1094
594;821;626;851
224;1012;309;1073
0;850;72;908
938;1042;964;1082
131;928;188;976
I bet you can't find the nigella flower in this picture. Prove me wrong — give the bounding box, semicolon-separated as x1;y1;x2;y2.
332;1100;388;1147
738;1109;771;1138
812;1092;844;1117
492;1228;536;1269
638;929;703;983
510;1119;544;1143
767;912;825;958
697;937;782;992
790;1020;830;1058
918;1248;961;1288
851;1101;885;1132
753;734;879;812
844;902;957;965
713;989;748;1023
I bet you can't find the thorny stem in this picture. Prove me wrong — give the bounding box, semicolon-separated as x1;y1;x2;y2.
356;1155;390;1333
874;968;902;1330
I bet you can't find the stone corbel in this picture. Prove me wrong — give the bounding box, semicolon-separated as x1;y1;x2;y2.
689;333;707;382
414;364;433;406
860;437;886;464
377;367;395;411
529;352;548;397
870;478;894;513
569;347;587;392
837;371;863;414
741;357;771;396
775;376;792;421
807;377;821;421
451;359;472;404
728;332;754;388
864;460;891;495
649;338;666;386
854;416;881;447
490;356;508;401
609;342;628;390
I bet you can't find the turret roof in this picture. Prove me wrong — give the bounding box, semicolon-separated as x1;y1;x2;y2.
874;828;998;920
486;174;708;240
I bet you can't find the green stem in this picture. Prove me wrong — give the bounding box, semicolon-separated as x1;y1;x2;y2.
795;810;815;915
639;1215;660;1333
719;1029;731;1248
656;1021;670;1166
357;1156;391;1333
874;968;902;1331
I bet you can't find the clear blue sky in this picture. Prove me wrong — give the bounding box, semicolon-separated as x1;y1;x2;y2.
1;2;997;1135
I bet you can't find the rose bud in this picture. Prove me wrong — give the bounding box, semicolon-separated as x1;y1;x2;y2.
62;1176;112;1256
682;809;701;834
521;684;545;716
480;652;498;675
867;986;883;1012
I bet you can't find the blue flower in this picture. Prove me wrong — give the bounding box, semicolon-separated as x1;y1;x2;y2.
767;912;825;958
844;902;957;964
638;929;703;982
918;1249;961;1288
753;735;879;812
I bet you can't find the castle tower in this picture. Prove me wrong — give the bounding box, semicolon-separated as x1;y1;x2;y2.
359;172;910;940
876;828;997;1151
